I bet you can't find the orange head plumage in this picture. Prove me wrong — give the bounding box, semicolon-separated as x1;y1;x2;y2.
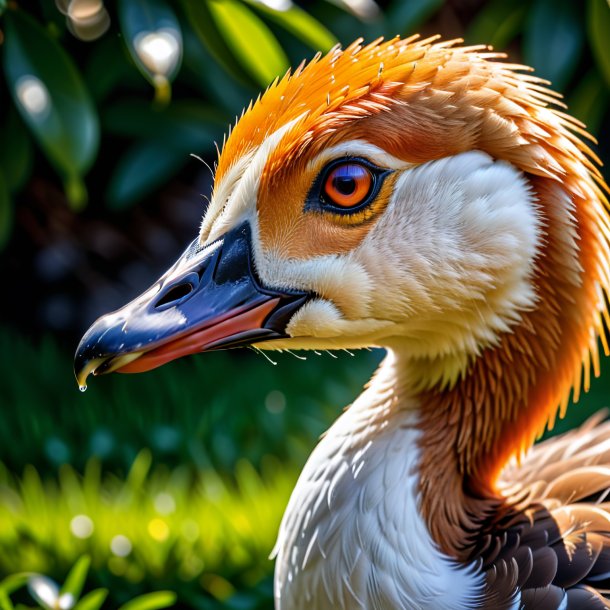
76;38;610;555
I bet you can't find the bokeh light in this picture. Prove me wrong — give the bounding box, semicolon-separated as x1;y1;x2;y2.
110;534;133;557
15;75;50;119
70;514;94;539
66;0;111;41
134;28;181;79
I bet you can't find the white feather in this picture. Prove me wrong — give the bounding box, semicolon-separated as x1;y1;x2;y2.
201;117;304;243
273;351;485;609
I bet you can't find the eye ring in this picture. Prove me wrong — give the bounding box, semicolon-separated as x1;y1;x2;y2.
305;157;391;216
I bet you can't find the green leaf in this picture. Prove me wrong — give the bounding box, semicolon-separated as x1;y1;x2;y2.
0;110;33;193
523;0;584;91
4;11;99;176
126;449;153;491
244;0;337;52
0;170;13;251
386;0;443;33
0;573;29;596
117;591;177;610
64;175;88;211
465;0;527;50
567;68;609;136
182;26;254;113
118;0;183;103
3;9;98;207
73;589;108;610
60;555;90;599
0;591;13;610
0;0;6;16
103;99;225;152
207;0;289;88
106;142;186;209
181;0;254;86
588;0;610;87
85;36;140;102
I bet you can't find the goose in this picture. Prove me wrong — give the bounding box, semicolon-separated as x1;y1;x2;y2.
75;36;610;608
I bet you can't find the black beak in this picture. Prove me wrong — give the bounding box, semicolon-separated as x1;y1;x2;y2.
74;222;308;388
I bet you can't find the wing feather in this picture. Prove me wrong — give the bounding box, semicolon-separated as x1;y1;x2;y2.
478;414;610;607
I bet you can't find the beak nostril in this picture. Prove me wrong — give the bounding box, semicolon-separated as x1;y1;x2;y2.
154;279;196;310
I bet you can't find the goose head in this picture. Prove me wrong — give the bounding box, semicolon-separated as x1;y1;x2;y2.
75;36;610;494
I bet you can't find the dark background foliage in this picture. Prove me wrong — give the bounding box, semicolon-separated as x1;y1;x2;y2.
0;0;608;607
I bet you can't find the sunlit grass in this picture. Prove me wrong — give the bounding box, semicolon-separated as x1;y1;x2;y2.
0;452;296;606
0;555;176;610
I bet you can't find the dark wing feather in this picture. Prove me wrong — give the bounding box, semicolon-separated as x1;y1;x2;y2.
476;414;610;608
519;586;566;609
566;586;610;608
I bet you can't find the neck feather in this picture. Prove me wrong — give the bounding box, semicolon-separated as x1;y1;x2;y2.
274;350;485;608
394;177;608;559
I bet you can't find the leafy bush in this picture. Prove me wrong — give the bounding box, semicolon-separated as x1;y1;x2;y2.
0;0;337;231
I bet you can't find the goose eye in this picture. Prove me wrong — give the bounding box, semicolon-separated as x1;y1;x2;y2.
322;163;373;208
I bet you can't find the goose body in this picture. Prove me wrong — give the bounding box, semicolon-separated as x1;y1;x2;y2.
75;36;610;608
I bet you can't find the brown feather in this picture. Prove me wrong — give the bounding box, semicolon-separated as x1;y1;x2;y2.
473;418;610;606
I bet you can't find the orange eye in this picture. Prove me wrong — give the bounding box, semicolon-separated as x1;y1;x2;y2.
323;163;373;208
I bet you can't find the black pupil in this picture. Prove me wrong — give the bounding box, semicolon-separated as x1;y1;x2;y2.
331;165;364;196
332;175;356;195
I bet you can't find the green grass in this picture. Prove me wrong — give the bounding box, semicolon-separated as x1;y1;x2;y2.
0;329;383;476
0;451;297;608
0;555;177;610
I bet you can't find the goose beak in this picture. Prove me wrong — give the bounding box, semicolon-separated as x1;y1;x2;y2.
74;222;308;388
